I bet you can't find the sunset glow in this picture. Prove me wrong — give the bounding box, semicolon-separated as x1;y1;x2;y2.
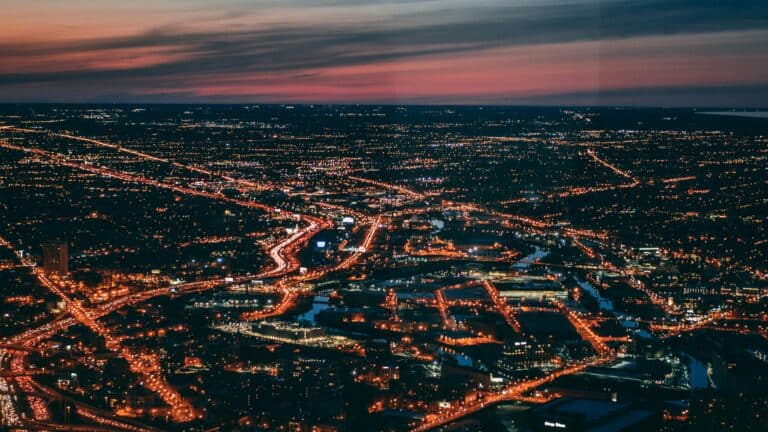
2;0;768;104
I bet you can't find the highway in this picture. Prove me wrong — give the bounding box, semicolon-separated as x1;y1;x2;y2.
332;216;382;271
0;119;342;427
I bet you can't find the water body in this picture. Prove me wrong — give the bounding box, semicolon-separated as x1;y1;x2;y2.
296;295;330;325
698;111;768;119
682;353;710;390
514;247;550;269
620;319;652;339
576;279;615;312
577;279;653;338
437;348;474;367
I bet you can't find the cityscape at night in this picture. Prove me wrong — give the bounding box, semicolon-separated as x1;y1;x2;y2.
1;1;768;432
0;105;766;432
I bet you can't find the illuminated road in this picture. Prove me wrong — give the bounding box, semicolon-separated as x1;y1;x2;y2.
240;278;301;321
4;127;267;191
333;216;382;271
0;350;22;428
0;138;329;317
30;270;199;423
243;216;382;322
410;357;612;432
410;294;618;431
585;148;639;184
0;205;327;428
0;221;324;426
551;299;612;356
30;380;159;432
0;222;322;341
0;125;721;432
260;221;323;278
652;310;734;338
349;175;425;199
434;288;456;330
0;139;328;280
0;141;277;212
544;148;641;199
482;280;522;333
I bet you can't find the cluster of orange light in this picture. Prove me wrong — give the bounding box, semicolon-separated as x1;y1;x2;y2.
482;280;522;333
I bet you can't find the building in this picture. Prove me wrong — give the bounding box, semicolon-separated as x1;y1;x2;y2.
42;242;68;274
495;276;567;300
495;338;552;376
252;321;325;342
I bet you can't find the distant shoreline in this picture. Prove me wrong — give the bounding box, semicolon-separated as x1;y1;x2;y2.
697;111;768;119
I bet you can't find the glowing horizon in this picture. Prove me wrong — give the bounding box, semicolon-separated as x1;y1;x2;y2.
2;0;768;106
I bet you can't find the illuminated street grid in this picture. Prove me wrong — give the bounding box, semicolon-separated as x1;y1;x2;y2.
0;106;766;431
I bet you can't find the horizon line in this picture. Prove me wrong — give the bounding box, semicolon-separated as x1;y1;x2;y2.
1;101;767;110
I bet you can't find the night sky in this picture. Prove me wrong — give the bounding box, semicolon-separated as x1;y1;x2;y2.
2;0;768;105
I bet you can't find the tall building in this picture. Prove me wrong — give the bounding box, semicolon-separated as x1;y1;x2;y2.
495;338;552;377
42;242;68;274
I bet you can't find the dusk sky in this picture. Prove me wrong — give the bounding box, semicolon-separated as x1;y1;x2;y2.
2;0;768;106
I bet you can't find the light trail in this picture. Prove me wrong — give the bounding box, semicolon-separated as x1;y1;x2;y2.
260;222;322;278
585;148;638;182
33;270;199;423
242;216;382;322
434;288;456;330
348;175;425;199
551;148;641;199
482;280;521;333
0;235;198;423
661;176;696;184
333;216;382;271
551;300;612;356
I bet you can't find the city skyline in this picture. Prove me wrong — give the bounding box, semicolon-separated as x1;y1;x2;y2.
2;0;768;106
